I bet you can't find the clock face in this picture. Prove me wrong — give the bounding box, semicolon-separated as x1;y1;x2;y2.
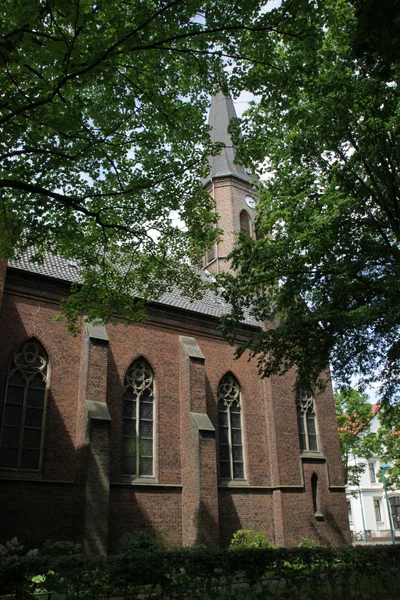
244;195;256;209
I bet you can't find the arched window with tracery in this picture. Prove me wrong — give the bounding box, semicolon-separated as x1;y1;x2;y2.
296;389;318;452
122;358;154;477
239;210;251;235
218;373;244;480
0;338;49;471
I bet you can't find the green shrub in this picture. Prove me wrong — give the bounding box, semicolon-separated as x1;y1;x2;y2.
119;531;161;554
229;530;275;550
297;537;319;548
40;541;82;557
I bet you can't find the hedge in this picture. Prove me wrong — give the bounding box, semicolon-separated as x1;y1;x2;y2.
1;544;400;600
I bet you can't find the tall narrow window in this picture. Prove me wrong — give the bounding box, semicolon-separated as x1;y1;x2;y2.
374;499;382;522
0;338;49;471
206;246;215;264
347;501;353;524
239;210;251;235
122;358;154;477
296;389;318;452
218;373;244;480
369;462;376;483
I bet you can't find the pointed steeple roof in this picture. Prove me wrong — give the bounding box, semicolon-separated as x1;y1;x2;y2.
203;92;252;185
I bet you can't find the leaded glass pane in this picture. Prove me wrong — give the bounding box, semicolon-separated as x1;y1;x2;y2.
20;449;40;470
122;456;135;475
123;420;136;436
0;447;18;469
231;428;242;445
139;439;153;457
3;405;23;426
139;401;153;420
124;387;136;400
23;428;42;449
233;462;244;479
307;413;316;435
230;412;241;429
218;410;228;427
6;385;25;406
220;461;231;479
140;420;153;438
123;401;136;418
309;434;318;452
8;373;25;388
219;445;230;461
141;389;152;402
232;445;243;462
123;438;136;457
219;427;229;444
25;408;43;428
1;427;20;447
139;457;153;476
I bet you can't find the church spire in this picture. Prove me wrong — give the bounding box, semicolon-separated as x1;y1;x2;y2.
202;93;258;275
204;92;252;185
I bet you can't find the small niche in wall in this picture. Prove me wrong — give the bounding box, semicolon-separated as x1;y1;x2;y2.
312;473;324;520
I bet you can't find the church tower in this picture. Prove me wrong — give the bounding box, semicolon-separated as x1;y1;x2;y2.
203;93;258;274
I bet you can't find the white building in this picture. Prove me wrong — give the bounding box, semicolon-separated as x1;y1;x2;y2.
347;407;400;543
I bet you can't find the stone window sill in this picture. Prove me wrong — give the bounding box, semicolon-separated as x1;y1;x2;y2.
219;479;250;488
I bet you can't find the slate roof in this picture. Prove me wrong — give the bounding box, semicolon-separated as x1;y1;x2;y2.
8;250;259;327
202;93;253;186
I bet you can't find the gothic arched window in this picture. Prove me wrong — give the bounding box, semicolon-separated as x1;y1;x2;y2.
218;373;244;480
122;358;154;477
296;389;318;452
239;210;251;235
0;338;49;471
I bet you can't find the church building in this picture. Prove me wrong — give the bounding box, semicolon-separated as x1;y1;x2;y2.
0;94;349;554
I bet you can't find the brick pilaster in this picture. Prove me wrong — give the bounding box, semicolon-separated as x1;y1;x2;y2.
0;260;7;311
179;336;219;548
81;322;111;556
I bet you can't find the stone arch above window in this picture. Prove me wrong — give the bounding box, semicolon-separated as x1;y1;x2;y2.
217;373;244;480
0;338;49;471
122;357;154;477
239;210;251;235
296;389;318;453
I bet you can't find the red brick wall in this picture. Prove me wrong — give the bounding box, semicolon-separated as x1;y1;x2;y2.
0;276;349;551
0;260;7;310
108;486;182;553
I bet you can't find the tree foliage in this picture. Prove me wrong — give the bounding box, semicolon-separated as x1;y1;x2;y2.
1;0;281;328
220;0;400;404
334;387;375;487
335;387;400;490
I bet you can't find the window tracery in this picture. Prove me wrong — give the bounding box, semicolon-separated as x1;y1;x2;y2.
122;358;154;477
296;389;318;452
218;373;244;480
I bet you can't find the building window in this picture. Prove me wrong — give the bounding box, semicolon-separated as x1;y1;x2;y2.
347;500;353;524
374;499;382;522
0;338;49;471
390;497;400;530
369;462;376;483
206;246;215;264
218;373;244;480
239;210;251;235
122;358;154;477
296;389;318;452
